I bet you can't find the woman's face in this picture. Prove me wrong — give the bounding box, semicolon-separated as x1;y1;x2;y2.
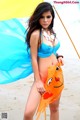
39;11;53;29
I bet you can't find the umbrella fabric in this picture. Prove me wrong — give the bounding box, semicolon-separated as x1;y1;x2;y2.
0;0;43;20
0;0;43;84
0;18;33;84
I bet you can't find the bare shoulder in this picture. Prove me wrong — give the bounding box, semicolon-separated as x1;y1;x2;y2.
31;29;40;39
30;29;40;45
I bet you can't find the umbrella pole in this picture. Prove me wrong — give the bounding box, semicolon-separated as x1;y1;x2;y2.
53;5;80;59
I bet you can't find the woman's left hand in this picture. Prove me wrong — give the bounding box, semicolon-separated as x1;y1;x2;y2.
57;57;64;65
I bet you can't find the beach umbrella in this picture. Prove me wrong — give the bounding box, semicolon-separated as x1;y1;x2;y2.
0;0;43;84
0;0;79;84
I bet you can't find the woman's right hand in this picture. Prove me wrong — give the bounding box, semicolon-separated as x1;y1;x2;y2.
35;80;46;95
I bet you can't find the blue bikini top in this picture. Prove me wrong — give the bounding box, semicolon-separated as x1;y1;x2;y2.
38;30;60;58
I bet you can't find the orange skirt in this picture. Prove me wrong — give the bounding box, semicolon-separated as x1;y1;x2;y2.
36;63;64;120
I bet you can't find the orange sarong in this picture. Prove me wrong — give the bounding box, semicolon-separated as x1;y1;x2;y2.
36;63;64;120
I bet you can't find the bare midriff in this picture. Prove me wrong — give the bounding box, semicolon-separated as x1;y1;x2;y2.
38;54;58;83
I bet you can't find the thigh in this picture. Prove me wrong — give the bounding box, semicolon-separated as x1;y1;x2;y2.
24;81;41;114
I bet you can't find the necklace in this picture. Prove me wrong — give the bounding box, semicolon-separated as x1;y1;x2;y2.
42;29;55;43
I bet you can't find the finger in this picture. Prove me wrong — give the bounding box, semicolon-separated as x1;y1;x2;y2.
61;60;64;65
39;91;45;95
40;88;46;93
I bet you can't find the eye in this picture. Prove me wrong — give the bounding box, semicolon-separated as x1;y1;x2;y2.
40;15;52;19
46;15;51;18
47;78;52;85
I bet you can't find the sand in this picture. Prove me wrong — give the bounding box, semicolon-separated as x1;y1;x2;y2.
0;58;80;120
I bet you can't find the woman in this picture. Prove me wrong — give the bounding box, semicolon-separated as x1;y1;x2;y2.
24;2;64;120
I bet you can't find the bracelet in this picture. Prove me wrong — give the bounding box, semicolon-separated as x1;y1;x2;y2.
57;55;64;59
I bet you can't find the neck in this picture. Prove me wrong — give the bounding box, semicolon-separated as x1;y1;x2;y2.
42;28;50;34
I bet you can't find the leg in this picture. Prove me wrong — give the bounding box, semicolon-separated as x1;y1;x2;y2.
24;81;41;120
49;96;60;120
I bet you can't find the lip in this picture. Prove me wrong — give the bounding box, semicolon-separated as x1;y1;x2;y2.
43;24;48;26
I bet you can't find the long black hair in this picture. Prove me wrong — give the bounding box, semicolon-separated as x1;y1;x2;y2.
26;2;55;47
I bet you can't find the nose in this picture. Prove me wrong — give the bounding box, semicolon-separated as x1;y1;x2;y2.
44;17;48;22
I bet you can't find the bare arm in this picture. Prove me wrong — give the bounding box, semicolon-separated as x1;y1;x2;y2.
30;30;40;81
30;30;45;94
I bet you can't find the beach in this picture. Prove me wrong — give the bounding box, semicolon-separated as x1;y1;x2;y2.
0;58;80;120
0;1;80;120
